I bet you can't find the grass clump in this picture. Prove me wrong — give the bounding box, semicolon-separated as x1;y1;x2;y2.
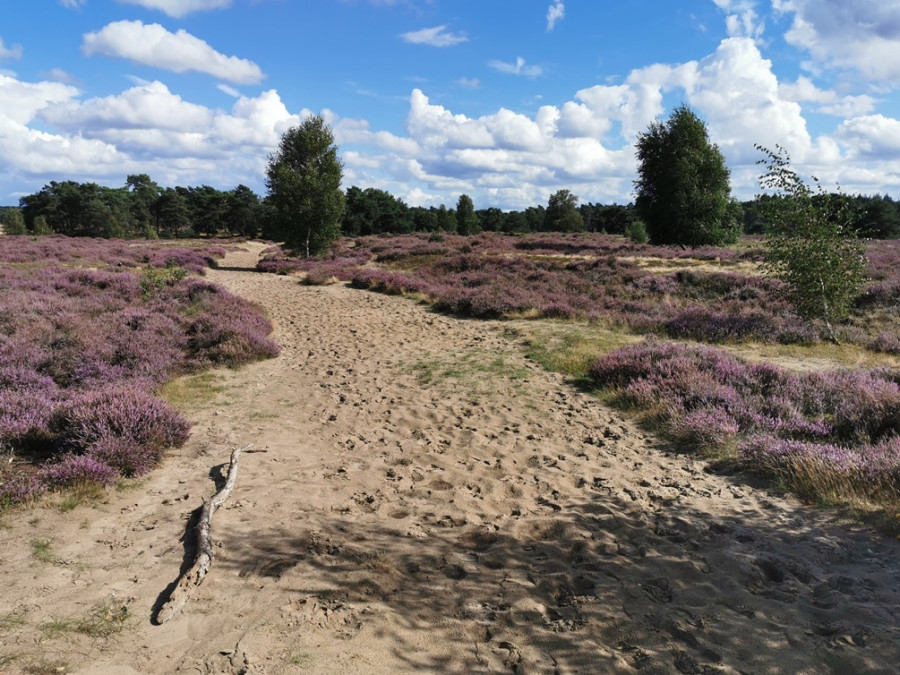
31;538;55;563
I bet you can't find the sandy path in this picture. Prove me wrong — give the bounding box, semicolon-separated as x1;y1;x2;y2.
2;241;900;674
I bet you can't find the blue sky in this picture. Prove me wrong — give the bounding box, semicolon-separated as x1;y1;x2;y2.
2;1;900;209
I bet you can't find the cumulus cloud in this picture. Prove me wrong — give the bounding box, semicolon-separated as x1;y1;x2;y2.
400;25;468;47
835;115;900;159
82;21;264;84
488;57;543;78
547;1;565;31
0;74;81;125
115;0;232;18
0;38;23;60
776;0;900;83
779;76;877;117
40;81;214;132
712;0;764;39
0;73;307;198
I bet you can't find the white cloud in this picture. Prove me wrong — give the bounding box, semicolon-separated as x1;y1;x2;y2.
835;115;900;159
712;0;764;39
488;57;543;78
456;77;480;89
776;0;900;83
547;1;565;31
688;37;811;162
779;76;877;117
59;0;86;8
400;25;468;47
0;38;23;60
82;21;264;84
0;74;306;196
0;74;81;125
115;0;232;18
217;84;241;98
44;68;80;85
40;81;213;133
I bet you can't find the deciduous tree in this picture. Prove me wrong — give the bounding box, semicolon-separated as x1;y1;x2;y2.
266;116;345;257
757;144;867;344
456;194;480;235
544;189;584;232
634;105;739;247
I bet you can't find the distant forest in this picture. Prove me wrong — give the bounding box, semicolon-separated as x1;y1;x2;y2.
2;175;899;240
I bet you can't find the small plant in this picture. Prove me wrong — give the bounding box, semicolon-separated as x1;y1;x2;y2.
139;261;187;299
31;538;54;563
40;455;118;490
624;219;648;244
757;145;868;343
0;609;28;630
74;599;130;638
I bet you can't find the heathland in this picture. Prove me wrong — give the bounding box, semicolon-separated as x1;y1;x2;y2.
0;233;898;674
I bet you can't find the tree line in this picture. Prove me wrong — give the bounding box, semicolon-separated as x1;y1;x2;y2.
3;115;899;243
7;177;896;242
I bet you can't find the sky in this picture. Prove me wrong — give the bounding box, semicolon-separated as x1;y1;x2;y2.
2;1;900;210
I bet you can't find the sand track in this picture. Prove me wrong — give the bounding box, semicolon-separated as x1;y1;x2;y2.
2;241;899;674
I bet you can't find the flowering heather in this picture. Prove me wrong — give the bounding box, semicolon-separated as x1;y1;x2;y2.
86;436;155;478
263;232;847;345
257;239;371;275
0;236;279;507
590;338;900;505
40;454;118;489
0;235;227;274
50;386;191;453
0;473;47;506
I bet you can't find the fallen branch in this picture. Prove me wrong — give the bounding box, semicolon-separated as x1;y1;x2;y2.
155;443;250;624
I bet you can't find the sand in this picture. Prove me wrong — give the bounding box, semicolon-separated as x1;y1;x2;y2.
1;241;899;674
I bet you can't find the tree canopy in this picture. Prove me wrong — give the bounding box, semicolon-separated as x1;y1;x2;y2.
634;104;739;247
455;194;480;236
544;189;584;232
266;115;345;257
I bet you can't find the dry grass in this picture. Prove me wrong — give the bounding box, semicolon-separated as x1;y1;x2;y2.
724;340;900;373
619;255;765;276
519;321;641;379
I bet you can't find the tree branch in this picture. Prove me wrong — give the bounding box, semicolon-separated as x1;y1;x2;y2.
155;444;250;624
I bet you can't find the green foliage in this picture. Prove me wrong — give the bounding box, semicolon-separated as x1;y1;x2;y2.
757;145;868;343
139;261;188;299
854;195;900;239
436;204;456;232
634;104;739;247
344;186;413;236
544;189;584;232
32;215;52;235
266;116;345;257
623;219;648;244
2;208;27;235
225;184;263;237
455;194;480;235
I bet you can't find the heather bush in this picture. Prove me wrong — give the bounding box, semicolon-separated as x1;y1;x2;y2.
0;473;47;507
86;436;155;477
0;236;280;507
40;454;118;490
50;386;191;453
590;338;900;506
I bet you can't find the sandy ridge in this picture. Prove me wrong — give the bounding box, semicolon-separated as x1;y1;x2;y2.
1;241;899;674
